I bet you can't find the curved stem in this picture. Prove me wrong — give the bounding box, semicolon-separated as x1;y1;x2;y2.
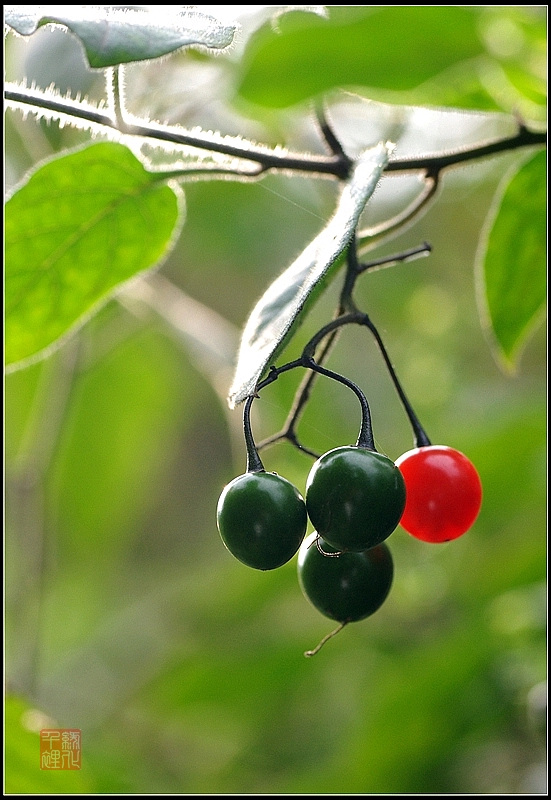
315;102;351;162
256;359;304;392
255;236;435;457
253;317;377;453
254;359;323;457
243;396;264;473
315;536;341;557
301;312;365;358
254;240;434;460
257;327;341;457
302;355;375;451
304;621;348;657
357;174;438;248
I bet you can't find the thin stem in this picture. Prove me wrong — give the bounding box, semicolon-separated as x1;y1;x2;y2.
257;239;435;457
315;536;342;557
360;317;431;448
5;85;114;126
251;358;316;457
338;242;362;313
304;622;348;657
256;359;304;392
301;307;433;448
257;427;321;460
299;312;374;450
357;174;438;247
386;124;546;174
123;119;349;177
254;319;377;453
302;355;375;451
256;237;429;454
341;245;432;446
243;396;264;473
358;241;432;275
257;328;341;457
340;239;431;309
107;65;126;129
301;311;366;358
315;102;351;162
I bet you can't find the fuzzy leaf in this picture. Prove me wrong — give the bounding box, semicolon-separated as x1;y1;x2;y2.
228;142;391;407
4;5;236;67
5;142;181;370
477;149;546;371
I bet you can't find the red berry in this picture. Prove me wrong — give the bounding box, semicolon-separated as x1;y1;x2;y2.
395;445;482;543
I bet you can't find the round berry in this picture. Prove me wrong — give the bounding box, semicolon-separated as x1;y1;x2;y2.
305;446;406;552
217;471;307;570
297;532;394;622
395;445;482;543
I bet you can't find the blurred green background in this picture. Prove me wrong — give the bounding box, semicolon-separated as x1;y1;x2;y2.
5;6;546;794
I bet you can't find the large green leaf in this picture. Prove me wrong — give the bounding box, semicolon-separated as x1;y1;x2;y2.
4;6;236;67
5;142;181;370
228;142;391;407
477;149;546;371
235;6;487;109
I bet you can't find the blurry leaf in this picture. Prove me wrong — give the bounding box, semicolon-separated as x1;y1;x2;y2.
49;322;196;562
228;142;391;407
5;696;93;793
475;59;547;123
4;6;236;67
501;62;547;109
477;149;546;371
5;142;181;371
416;7;547;121
236;6;487;109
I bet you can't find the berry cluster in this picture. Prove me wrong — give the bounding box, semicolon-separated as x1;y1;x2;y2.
217;389;482;656
217;244;483;655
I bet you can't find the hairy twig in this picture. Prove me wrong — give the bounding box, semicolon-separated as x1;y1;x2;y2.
5;84;546;182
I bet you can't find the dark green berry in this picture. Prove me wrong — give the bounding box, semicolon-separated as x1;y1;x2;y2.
305;446;406;552
217;471;307;570
297;532;394;622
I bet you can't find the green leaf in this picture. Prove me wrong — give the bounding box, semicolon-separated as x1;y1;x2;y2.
228;142;391;407
49;320;199;562
477;149;546;371
236;6;487;109
4;6;236;67
5;142;181;370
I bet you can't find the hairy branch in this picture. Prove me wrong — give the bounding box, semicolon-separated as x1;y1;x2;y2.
386;125;546;176
5;84;546;183
5;84;350;179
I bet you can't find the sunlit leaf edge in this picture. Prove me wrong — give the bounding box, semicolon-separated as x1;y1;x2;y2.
4;6;237;67
5;142;185;373
475;148;547;373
